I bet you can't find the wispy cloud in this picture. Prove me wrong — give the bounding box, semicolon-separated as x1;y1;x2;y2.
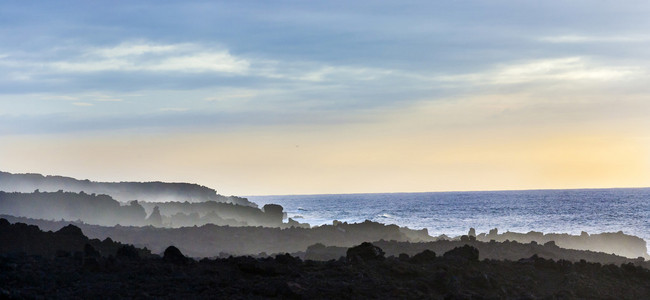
0;40;395;88
436;57;643;86
539;35;650;43
48;42;250;74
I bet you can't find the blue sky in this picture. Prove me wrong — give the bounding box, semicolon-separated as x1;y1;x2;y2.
1;1;649;195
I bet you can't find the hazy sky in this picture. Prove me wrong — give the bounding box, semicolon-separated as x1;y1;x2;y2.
1;1;649;195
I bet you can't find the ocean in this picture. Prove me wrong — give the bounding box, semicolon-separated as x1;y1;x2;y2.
248;188;650;245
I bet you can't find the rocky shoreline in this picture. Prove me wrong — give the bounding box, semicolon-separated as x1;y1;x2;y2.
2;219;650;299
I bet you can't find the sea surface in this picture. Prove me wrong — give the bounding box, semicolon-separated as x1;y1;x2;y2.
248;188;650;245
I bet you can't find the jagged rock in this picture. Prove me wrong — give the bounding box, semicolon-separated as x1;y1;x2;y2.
275;253;301;265
287;218;309;228
468;228;476;237
443;245;479;262
163;246;187;264
488;228;498;236
263;204;284;225
544;241;557;248
146;206;163;227
346;242;385;263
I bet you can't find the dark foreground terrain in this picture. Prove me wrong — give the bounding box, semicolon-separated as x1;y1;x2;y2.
2;220;650;299
2;243;650;299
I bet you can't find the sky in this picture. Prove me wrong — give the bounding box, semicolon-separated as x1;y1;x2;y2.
1;1;649;196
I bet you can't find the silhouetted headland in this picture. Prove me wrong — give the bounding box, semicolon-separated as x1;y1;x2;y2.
0;171;254;206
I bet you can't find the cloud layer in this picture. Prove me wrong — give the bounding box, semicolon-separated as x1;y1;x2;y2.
1;1;649;194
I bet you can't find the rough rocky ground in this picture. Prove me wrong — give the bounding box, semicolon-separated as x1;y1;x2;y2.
2;219;650;299
2;243;650;299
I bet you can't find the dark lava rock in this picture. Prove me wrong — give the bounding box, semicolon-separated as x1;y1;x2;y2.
84;244;100;258
346;242;385;263
163;246;187;264
410;249;437;264
399;253;410;261
275;253;301;265
83;257;101;272
55;224;84;236
116;245;140;260
443;245;479;262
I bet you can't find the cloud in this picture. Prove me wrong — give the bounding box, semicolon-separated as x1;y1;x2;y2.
72;102;93;106
290;65;394;82
48;42;250;74
94;43;181;58
436;57;643;86
0;40;394;90
539;35;650;43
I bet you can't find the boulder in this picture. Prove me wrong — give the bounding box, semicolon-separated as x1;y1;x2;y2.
56;224;84;237
163;246;188;264
262;204;284;225
410;249;437;264
346;242;385;263
443;245;479;262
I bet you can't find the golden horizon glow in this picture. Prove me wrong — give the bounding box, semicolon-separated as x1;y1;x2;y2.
2;93;649;196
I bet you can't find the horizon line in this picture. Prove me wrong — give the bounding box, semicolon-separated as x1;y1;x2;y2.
244;185;650;198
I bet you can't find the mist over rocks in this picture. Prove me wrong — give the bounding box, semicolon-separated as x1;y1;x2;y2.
475;228;650;260
3;170;650;297
0;190;286;228
0;171;255;207
2;216;427;257
304;239;649;268
138;201;286;227
0;191;148;227
2;226;650;299
3;215;649;270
